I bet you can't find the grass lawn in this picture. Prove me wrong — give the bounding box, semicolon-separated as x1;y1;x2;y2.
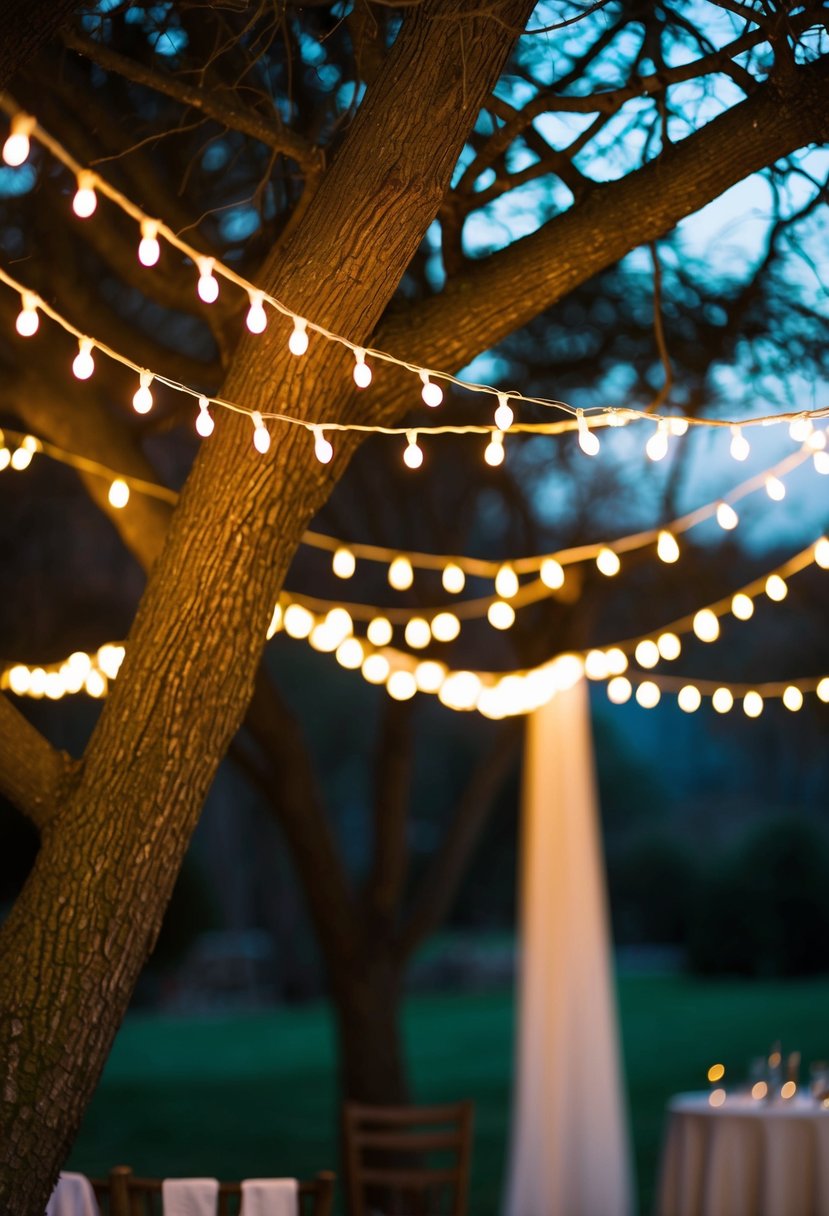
68;974;829;1215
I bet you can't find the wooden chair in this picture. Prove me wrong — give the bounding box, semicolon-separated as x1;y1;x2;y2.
341;1101;474;1216
90;1166;335;1216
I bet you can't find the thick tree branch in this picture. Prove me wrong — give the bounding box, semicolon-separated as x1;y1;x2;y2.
398;720;521;960
0;696;78;830
0;0;78;88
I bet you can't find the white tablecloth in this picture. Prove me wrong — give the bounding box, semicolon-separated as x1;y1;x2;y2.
657;1093;829;1216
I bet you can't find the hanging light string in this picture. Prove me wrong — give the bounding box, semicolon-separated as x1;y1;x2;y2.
3;100;829;445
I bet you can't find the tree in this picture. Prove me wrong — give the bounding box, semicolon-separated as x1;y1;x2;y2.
0;1;827;1209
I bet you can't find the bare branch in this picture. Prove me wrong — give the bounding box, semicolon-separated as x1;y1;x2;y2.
0;696;79;830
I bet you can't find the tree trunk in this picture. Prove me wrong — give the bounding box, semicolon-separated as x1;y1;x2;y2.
334;951;409;1107
0;3;535;1209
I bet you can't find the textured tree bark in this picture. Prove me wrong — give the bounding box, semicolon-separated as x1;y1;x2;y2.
0;0;80;88
0;2;535;1209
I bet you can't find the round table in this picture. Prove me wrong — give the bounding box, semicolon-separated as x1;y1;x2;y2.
656;1092;829;1216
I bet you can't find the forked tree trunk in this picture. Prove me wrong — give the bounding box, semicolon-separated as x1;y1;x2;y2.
334;952;409;1106
0;3;535;1209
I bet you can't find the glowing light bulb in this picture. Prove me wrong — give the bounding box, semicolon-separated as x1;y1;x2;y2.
743;691;764;718
494;393;513;431
731;593;754;620
693;608;720;643
405;618;431;649
540;558;565;590
584;651;608;681
362;654;390;684
657;632;681;661
3;115;34;166
596;548;620;577
10;446;33;471
634;640;660;669
765;476;785;501
197;258;219;303
246;292;267;334
668;417;689;436
577;413;600;456
266;604;283;639
485;431;505;467
332;547;356;579
488;600;515;630
716;502;739;531
132;371;154;415
353;348;372;388
336;638;364;670
807;429;826;451
72;339;95;380
636;681;661;708
252;411;270;454
678;685;701;713
782;686;803;712
729;425;750;461
85;669;107;699
195;396;214;437
283;603;314;638
108;478;130;509
404;432;423;469
138;220;160;267
431;611;460;643
814;451;829;475
607;676;632;704
495;564;519;599
765;574;787;602
367;617;393;647
657;530;680;563
813;537;829;569
415;661;445;693
439;671;481;711
15;292;39;337
789;415;812;443
313;427;333;464
72;172;97;218
420;371;443;408
0;448;10;471
605;647;627;675
388;556;414;591
818;678;829;703
324;607;353;646
387;670;418;701
288;316;309;356
442;563;465;594
712;687;733;714
8;664;31;695
97;644;125;679
646;422;669;462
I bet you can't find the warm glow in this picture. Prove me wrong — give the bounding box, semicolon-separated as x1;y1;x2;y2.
252;411;270;454
657;632;681;661
313;428;334;464
635;681;660;708
607;676;632;704
196;397;215;437
442;563;465;594
8;665;31;695
596;548;620;577
712;687;733;714
353;348;372;388
605;647;628;675
323;608;352;646
729;426;750;461
439;671;481;711
289;317;309;356
72;172;97;218
782;686;803;712
138;220;161;267
2;115;33;166
657;531;680;563
388;555;414;590
132;371;154;415
634;640;660;669
709;1089;726;1108
716;502;739;531
431;612;460;643
584;650;610;681
336;638;364;669
781;1081;797;1100
645;423;668;462
495;564;519;599
246;292;267;334
15;292;39;337
765;476;785;501
97;644;125;679
362;654;390;684
814;451;829;475
10;446;33;471
387;670;417;701
751;1081;768;1100
72;339;95;380
266;604;283;639
494;393;514;431
404;617;431;649
814;537;829;569
485;432;505;466
332;547;356;579
540;558;565;590
487;600;515;631
85;669;107;698
420;371;443;408
743;690;763;718
818;678;829;703
678;685;701;713
731;593;754;621
693;609;720;643
707;1064;725;1083
577;415;600;456
367;617;393;647
415;660;445;693
107;479;130;509
765;574;787;602
283;603;315;638
404;432;423;469
789;415;812;443
197;258;219;303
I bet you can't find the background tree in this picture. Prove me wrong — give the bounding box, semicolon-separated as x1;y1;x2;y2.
0;1;827;1209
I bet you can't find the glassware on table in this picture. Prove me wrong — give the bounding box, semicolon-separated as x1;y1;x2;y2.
810;1061;829;1107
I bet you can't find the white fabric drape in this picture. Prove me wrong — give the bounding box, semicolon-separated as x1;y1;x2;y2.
504;677;634;1216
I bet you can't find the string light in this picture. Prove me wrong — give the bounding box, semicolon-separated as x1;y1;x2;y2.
336;637;364;669
353;348;372;388
283;603;314;638
15;292;39;337
789;416;813;443
657;530;680;563
635;681;661;708
814;451;829;475
10;442;35;470
494;393;514;431
693;608;720;643
245;291;267;334
431;611;460;642
313;427;334;464
743;690;763;717
606;648;628;674
404;618;431;649
814;538;829;569
488;600;515;630
419;371;443;409
782;685;803;712
729;425;750;461
646;420;669;462
585;650;610;680
197;257;219;304
2;113;34;165
332;547;356;579
634;640;660;669
765;574;787;602
72;171;97;218
485;431;505;466
388;556;414;591
577;412;600;456
362;653;390;684
657;632;681;661
494;564;519;599
251;411;270;454
677;685;701;712
540;558;565;590
765;476;785;501
731;592;754;620
132;371;154;415
596;548;620;577
288;317;309;356
72;338;95;380
195;396;214;437
387;670;417;701
107;478;130;509
403;431;423;469
415;660;446;693
138;220;161;268
712;687;733;713
442;563;465;594
716;502;739;531
266;604;283;639
819;679;829;703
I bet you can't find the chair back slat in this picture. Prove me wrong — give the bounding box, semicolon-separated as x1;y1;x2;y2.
90;1168;335;1216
